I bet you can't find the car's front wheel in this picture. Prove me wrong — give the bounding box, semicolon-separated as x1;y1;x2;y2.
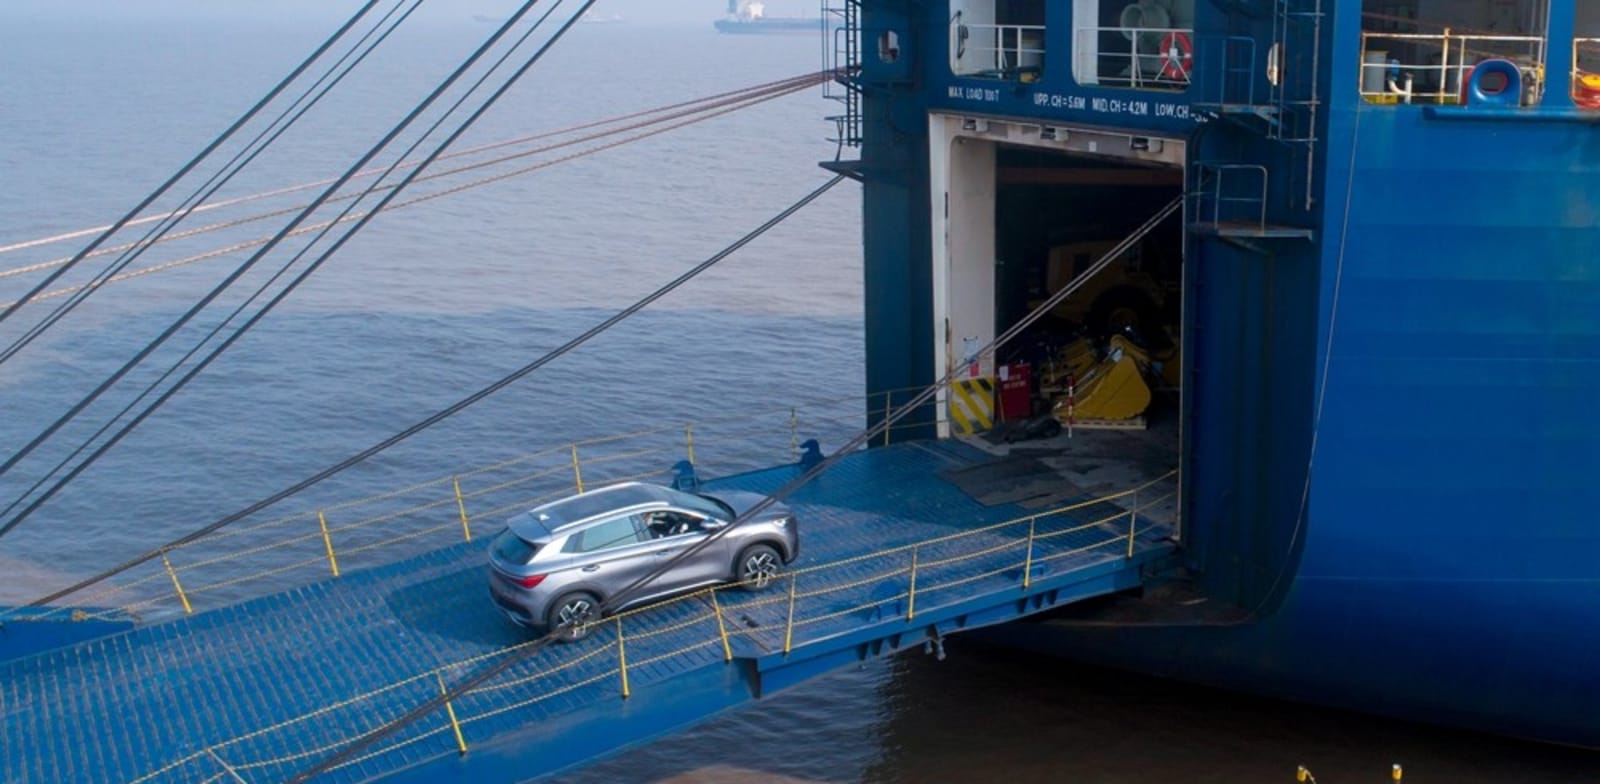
735;544;783;591
546;591;600;643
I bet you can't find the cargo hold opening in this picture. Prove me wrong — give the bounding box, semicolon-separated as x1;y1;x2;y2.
928;114;1186;543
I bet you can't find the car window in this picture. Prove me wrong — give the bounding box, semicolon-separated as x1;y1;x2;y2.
644;511;706;539
491;530;540;565
567;515;645;553
664;488;732;521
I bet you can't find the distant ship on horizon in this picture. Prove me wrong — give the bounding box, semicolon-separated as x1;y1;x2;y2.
714;0;829;34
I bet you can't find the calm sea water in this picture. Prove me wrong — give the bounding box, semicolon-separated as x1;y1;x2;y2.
0;4;1593;782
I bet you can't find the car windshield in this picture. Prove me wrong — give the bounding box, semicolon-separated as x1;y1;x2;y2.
668;488;733;521
491;530;540;566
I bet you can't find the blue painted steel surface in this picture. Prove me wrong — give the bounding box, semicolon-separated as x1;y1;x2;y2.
852;0;1600;749
0;614;133;665
0;442;1174;783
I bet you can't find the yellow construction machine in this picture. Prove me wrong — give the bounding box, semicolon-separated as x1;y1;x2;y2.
1042;334;1178;426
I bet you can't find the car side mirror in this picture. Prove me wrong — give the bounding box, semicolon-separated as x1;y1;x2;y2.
702;519;728;531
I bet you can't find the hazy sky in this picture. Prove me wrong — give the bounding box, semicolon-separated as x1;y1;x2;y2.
0;0;827;26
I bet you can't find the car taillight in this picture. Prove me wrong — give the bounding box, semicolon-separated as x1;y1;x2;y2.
517;574;547;589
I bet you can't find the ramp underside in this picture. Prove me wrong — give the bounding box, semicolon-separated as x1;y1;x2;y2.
1;441;1176;784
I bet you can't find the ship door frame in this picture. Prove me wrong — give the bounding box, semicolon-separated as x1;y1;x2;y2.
926;111;1188;504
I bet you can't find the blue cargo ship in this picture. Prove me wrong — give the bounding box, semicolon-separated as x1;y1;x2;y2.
2;0;1598;779
836;0;1600;749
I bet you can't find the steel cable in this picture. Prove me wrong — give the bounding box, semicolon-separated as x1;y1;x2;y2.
0;73;823;309
0;0;410;363
0;71;824;264
0;0;426;481
18;97;837;615
0;0;555;528
274;191;1180;784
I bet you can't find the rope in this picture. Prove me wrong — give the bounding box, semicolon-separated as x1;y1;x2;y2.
0;72;822;289
18;170;846;617
0;76;820;310
276;173;846;784
0;0;389;335
0;0;417;363
0;71;824;262
0;0;573;540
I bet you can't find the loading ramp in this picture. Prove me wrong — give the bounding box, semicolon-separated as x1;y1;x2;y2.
1;440;1176;784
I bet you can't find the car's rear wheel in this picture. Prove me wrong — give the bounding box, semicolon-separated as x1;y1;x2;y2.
735;544;782;591
546;591;600;643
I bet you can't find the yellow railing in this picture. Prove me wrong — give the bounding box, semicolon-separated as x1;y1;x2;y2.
4;390;940;623
125;470;1177;784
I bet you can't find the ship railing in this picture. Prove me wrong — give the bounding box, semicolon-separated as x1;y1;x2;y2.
1572;38;1600;108
0;389;940;625
1072;25;1195;91
950;19;1046;80
124;470;1179;784
1358;30;1548;106
1190;163;1270;233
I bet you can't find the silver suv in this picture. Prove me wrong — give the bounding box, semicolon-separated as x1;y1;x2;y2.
487;482;800;640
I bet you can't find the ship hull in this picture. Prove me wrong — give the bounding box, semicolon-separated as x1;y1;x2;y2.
850;0;1600;751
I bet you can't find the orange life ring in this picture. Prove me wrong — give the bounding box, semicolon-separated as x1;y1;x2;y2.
1160;31;1193;81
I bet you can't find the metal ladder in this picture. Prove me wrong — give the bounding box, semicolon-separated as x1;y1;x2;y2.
1190;0;1323;241
821;0;863;154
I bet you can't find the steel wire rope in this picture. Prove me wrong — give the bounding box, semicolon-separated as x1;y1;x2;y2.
92;172;851;784
0;75;822;310
0;0;426;482
0;0;411;364
0;71;823;264
0;0;385;334
20;128;836;621
2;0;602;536
0;0;559;530
0;72;823;286
276;191;1179;784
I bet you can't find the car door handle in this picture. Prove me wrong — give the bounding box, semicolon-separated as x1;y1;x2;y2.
581;565;601;572
654;550;673;556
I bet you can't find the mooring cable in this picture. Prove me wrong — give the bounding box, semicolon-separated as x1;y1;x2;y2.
0;0;549;508
0;0;424;368
0;71;827;266
276;192;1181;784
21;172;846;616
0;76;821;312
0;71;825;306
0;79;823;528
0;0;593;533
0;0;394;350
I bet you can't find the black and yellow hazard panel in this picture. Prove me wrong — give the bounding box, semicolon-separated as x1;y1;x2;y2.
948;377;995;435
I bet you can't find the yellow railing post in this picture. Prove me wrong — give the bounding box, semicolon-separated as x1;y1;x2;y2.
437;673;468;754
318;511;341;577
1126;487;1140;559
1022;516;1036;590
906;545;919;621
161;551;193;615
453;476;472;542
883;391;892;446
783;573;797;655
571;443;584;493
617;617;631;699
711;588;733;662
685;424;696;466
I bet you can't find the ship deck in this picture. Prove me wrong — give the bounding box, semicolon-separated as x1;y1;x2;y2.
1;436;1177;784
